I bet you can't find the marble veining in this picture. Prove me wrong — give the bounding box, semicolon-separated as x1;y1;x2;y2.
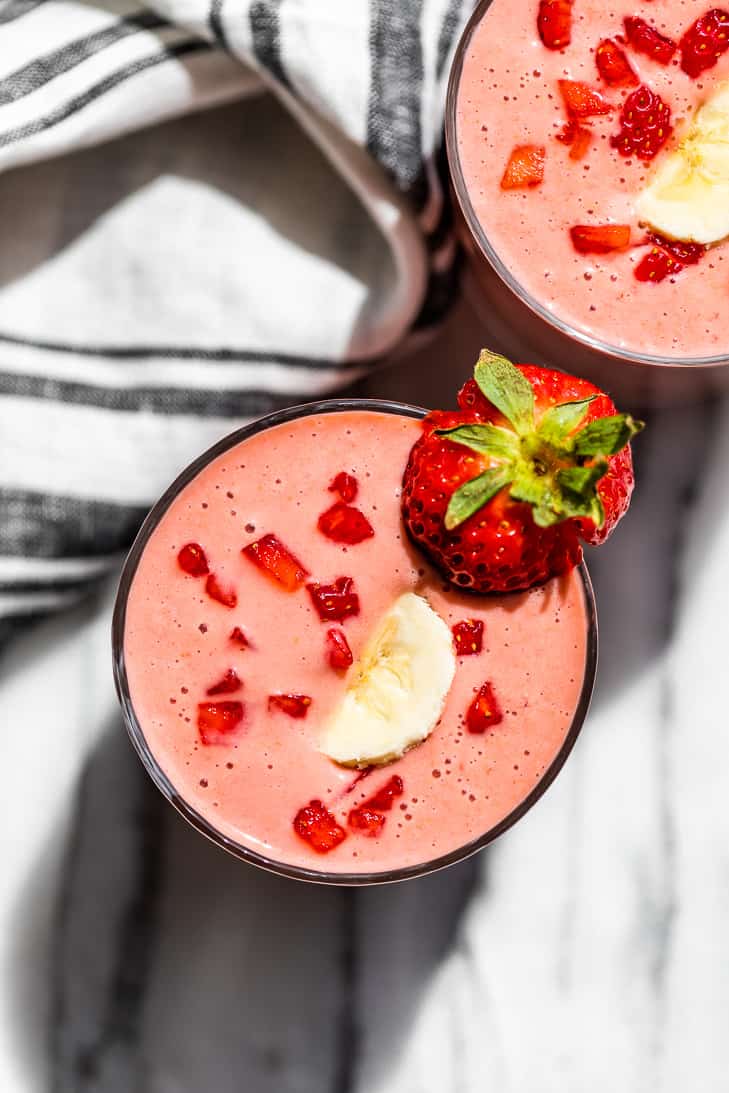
2;332;729;1093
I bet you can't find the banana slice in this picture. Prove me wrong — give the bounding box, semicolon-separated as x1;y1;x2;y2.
320;592;456;768
636;80;729;245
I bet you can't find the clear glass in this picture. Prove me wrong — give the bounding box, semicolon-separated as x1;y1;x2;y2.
112;399;598;886
446;0;729;378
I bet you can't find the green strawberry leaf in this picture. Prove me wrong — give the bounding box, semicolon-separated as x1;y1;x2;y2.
436;423;520;462
557;463;606;497
537;396;596;448
474;349;535;436
444;465;514;530
574;413;644;457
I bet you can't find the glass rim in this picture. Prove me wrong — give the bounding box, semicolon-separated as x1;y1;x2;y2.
445;0;729;372
112;397;599;886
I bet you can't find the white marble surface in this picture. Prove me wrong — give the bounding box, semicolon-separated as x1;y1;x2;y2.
2;290;728;1092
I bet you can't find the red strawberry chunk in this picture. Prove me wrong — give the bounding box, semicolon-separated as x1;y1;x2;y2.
197;701;244;745
293;800;346;853
206;668;242;696
229;626;250;648
680;9;729;77
328;471;358;503
242;533;308;592
623;16;677;64
363;775;404;811
558;80;613;119
570;224;631;254
348;807;386;837
611;85;672;161
452;619;484;656
307;577;360;622
466;683;504;734
633;234;706;289
595;38;639;86
177;542;209;577
268;693;312;718
538;0;573;49
648;232;706;265
500;144;545;189
555;121;593;160
205;573;237;608
326;627;353;670
317;502;375;545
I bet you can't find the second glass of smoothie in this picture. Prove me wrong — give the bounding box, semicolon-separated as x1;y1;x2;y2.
447;0;729;400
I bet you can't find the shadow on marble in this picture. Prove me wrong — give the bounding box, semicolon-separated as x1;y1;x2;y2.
45;717;481;1093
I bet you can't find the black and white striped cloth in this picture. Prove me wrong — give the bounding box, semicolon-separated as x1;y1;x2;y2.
0;0;470;640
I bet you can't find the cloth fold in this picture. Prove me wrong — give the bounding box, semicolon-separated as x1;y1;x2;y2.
0;0;470;638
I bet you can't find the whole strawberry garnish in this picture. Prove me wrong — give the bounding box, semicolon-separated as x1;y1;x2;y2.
401;351;643;593
680;9;729;77
623;16;677;65
611;85;673;161
538;0;573;50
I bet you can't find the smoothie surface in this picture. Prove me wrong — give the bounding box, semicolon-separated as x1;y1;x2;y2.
123;409;590;875
455;0;729;360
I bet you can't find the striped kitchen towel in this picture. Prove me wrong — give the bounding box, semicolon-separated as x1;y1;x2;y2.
0;0;471;641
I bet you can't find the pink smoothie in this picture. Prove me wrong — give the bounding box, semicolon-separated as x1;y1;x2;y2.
122;409;591;876
454;0;729;361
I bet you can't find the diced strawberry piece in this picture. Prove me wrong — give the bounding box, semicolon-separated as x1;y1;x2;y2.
206;668;242;696
205;573;237;608
242;533;308;592
293;800;346;853
317;502;375;545
328;472;358;504
623;16;677;64
648;233;706;265
348;807;386;837
558;80;613;119
306;577;360;622
229;626;250;648
634;246;684;282
268;693;312;718
466;683;504;734
500;144;545;189
595;38;639;86
326;627;353;670
363;775;404;812
452;619;484;656
555;121;593;160
197;701;244;745
569;125;592;160
537;0;572;49
680;9;729;77
611;85;672;161
177;542;209;577
570;224;631;254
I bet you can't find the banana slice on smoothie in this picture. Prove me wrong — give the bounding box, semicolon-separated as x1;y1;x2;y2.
636;79;729;245
320;592;456;768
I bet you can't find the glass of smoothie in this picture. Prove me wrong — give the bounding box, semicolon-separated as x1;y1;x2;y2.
447;0;729;401
112;397;599;885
